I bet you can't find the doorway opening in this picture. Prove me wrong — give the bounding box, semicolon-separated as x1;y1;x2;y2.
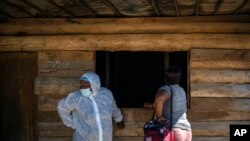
96;51;188;108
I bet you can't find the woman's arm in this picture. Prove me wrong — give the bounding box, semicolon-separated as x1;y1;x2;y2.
154;89;170;120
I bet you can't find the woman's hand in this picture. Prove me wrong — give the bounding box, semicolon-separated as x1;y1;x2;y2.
157;117;168;127
116;120;125;129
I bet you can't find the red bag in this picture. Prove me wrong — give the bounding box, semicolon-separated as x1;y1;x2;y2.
143;120;174;141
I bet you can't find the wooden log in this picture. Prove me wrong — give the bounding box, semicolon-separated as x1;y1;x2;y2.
191;69;250;83
38;97;250;121
38;51;94;77
191;83;250;97
38;121;250;137
39;137;145;141
0;34;250;51
188;98;250;121
190;49;250;69
39;136;143;141
190;60;250;69
38;95;63;111
191;121;250;136
38;111;61;122
1;18;250;35
113;137;143;141
35;77;79;95
39;137;72;141
192;137;229;141
191;49;250;62
38;108;154;122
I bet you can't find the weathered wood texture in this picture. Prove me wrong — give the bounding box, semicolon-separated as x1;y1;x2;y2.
190;49;250;69
0;52;37;141
37;103;250;140
1;0;250;18
38;51;94;77
37;120;250;137
36;51;95;141
38;136;229;141
0;34;250;52
189;48;250;140
188;98;250;121
1;18;250;35
190;49;250;97
37;97;250;122
191;69;250;83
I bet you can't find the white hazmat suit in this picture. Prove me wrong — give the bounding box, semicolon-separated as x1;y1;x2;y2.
57;72;123;141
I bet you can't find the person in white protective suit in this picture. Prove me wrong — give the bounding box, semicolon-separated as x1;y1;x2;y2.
57;71;125;141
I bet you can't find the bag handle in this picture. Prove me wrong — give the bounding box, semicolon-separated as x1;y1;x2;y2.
170;86;173;130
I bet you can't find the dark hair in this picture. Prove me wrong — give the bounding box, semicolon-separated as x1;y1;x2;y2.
165;66;181;84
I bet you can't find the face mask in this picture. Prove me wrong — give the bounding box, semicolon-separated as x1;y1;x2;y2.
80;88;92;97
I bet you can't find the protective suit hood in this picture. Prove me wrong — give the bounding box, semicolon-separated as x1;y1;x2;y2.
81;72;101;95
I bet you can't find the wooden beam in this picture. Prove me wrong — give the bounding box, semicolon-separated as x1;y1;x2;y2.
48;0;75;17
150;0;161;16
0;34;250;52
101;0;122;17
234;0;248;15
196;0;200;16
1;18;250;35
21;0;49;17
173;0;180;17
0;9;14;18
77;0;96;17
4;0;34;17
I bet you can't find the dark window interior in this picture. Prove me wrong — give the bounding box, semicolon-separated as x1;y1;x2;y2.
96;51;187;108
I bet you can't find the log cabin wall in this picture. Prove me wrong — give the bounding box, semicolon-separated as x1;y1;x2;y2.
35;51;95;141
189;49;250;141
0;17;250;141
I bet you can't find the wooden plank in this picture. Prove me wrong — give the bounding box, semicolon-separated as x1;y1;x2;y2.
191;83;250;97
39;136;229;141
190;60;250;69
38;108;154;122
38;111;61;122
38;51;94;77
1;18;250;35
0;52;37;141
38;95;63;111
191;49;250;61
190;49;250;69
191;69;250;83
191;121;250;137
121;108;153;122
191;121;250;136
39;136;143;141
38;121;250;137
38;121;144;137
0;34;250;52
38;97;250;121
35;77;79;95
188;98;250;121
113;137;143;141
190;98;250;112
192;137;229;141
39;137;71;141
